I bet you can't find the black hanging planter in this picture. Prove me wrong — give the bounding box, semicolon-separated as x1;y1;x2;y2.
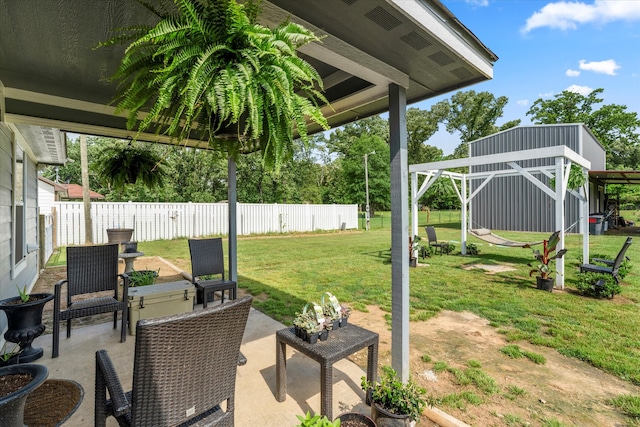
536;277;555;292
0;293;54;363
0;363;48;427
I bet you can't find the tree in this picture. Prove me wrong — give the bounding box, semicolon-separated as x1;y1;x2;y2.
527;88;640;169
431;90;520;158
406;108;443;165
101;0;328;170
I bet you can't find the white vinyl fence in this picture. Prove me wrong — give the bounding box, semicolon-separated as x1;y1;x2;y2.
54;202;358;246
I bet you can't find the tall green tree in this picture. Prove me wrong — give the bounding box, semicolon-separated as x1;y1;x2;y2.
431;90;520;158
527;88;640;169
406;108;443;165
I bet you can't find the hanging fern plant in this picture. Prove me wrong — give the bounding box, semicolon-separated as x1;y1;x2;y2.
95;141;166;189
100;0;329;170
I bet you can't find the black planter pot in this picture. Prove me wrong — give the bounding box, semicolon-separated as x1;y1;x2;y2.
409;258;417;268
371;402;414;427
0;364;48;427
0;293;54;363
121;241;138;253
536;277;554;292
335;412;377;427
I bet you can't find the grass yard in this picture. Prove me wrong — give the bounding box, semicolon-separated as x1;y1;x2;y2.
130;221;640;389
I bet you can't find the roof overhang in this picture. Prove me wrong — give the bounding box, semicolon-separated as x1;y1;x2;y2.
590;170;640;185
0;0;496;163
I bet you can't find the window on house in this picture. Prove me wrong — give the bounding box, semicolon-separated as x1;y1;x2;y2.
14;144;25;264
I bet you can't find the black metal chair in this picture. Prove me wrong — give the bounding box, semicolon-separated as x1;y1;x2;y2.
188;238;237;308
95;296;253;427
580;236;632;283
425;226;449;255
52;244;129;358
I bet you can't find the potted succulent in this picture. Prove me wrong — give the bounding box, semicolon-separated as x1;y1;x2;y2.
322;293;342;330
0;363;48;427
0;286;54;363
361;366;428;426
525;231;568;291
293;304;326;344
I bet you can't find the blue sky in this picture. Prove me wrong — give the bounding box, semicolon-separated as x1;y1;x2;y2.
412;0;640;155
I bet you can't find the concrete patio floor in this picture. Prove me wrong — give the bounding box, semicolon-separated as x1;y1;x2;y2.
34;303;373;426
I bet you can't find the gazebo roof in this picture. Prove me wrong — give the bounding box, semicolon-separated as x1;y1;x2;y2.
0;0;496;164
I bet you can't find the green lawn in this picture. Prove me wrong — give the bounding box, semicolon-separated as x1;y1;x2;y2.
48;214;640;387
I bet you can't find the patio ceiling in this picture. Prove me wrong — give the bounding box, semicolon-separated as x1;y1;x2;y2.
0;0;496;164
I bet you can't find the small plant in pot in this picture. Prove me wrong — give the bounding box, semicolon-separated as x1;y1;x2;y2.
127;269;159;287
293;304;326;344
361;365;428;426
0;343;22;367
322;292;342;330
409;235;422;268
0;286;54;363
295;411;340;427
525;231;567;291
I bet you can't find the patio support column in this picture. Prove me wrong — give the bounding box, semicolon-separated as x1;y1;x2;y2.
555;157;565;289
411;171;418;251
389;83;409;382
581;179;589;266
228;157;238;285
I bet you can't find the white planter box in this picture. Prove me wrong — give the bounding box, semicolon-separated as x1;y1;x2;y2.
128;280;196;335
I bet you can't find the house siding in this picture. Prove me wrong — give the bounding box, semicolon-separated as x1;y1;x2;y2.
469;124;603;233
0;123;40;321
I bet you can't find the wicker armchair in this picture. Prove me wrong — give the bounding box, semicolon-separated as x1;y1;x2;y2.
95;296;253;427
188;238;237;308
52;244;129;358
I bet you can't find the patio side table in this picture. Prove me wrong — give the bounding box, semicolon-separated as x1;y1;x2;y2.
276;324;378;420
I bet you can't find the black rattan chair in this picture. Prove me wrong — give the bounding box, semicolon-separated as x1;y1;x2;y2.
580;236;632;283
425;226;449;255
52;244;129;358
188;238;237;308
95;296;253;427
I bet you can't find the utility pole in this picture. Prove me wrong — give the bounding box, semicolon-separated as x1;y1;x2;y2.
364;151;375;231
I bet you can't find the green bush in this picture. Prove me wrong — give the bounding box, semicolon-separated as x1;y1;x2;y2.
575;272;620;298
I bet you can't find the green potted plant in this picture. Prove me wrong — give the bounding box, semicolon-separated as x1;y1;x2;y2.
100;0;329;171
295;411;340;427
293;304;326;344
127;269;160;287
361;366;427;426
0;286;54;363
322;292;342;330
525;230;568;291
0;343;22;368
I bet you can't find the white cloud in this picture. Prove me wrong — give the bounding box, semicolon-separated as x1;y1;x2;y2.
565;84;594;96
465;0;489;6
579;59;620;76
566;69;581;77
522;0;640;33
517;99;529;106
539;92;556;98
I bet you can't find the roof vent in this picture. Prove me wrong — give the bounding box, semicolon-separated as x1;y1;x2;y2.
429;51;454;66
341;0;357;4
400;31;432;51
365;6;402;31
451;67;473;79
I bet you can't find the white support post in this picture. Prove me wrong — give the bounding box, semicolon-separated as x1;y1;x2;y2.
581;177;590;266
555;157;566;289
411;172;419;259
461;177;467;255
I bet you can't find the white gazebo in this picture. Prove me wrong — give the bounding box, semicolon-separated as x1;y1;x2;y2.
410;145;591;289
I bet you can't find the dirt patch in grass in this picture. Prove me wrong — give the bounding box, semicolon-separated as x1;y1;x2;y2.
33;257;640;426
349;306;640;427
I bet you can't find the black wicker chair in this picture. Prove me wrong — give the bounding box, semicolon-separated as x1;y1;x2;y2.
425;226;449;255
188;238;237;308
95;296;253;427
52;244;129;358
580;236;632;283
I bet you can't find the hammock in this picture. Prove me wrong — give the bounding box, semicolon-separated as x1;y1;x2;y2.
469;228;543;248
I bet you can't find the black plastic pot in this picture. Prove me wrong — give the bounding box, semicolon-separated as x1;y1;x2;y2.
371;402;413;427
0;293;54;363
335;412;377;426
536;277;554;292
0;364;48;427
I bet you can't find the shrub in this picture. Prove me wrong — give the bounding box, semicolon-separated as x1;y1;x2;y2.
575;272;620;298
